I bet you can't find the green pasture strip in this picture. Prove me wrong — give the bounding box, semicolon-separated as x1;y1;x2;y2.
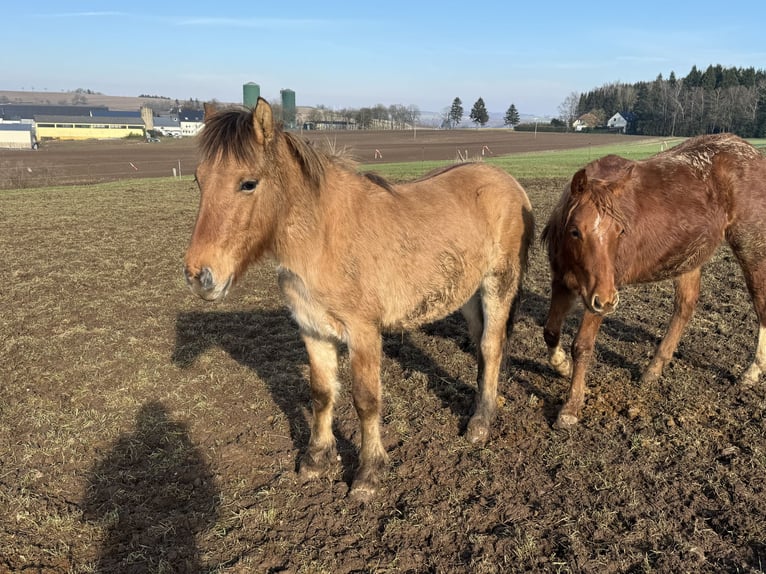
485;138;684;179
363;137;766;182
362;137;681;181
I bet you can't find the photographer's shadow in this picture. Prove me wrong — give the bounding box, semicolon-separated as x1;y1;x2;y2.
82;401;219;573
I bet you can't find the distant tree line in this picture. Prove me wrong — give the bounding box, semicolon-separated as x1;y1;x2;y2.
576;64;766;137
302;103;422;129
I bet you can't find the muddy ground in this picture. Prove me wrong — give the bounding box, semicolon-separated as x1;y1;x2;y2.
0;132;764;573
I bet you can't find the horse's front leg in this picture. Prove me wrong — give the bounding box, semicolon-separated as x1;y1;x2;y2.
347;327;388;500
556;310;603;429
544;280;576;378
642;268;701;383
299;334;340;480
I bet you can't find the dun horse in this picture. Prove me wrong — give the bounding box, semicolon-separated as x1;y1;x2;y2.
542;133;766;429
184;99;534;498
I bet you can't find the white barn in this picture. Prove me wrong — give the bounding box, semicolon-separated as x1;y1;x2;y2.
0;123;38;149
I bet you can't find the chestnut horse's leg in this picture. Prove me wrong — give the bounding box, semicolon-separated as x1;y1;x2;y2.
299;335;340;479
465;276;516;445
347;326;388;500
556;310;603;429
730;247;766;385
642;268;701;383
543;280;576;378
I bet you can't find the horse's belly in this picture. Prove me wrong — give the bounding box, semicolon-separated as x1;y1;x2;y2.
384;266;484;329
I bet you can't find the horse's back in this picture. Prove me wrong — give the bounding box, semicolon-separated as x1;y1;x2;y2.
355;162;533;328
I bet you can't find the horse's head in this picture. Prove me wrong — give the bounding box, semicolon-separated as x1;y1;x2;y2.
184;98;280;301
554;168;626;315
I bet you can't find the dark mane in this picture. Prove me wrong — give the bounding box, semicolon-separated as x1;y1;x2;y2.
362;171;395;193
199;108;260;165
200;108;399;194
199;108;330;191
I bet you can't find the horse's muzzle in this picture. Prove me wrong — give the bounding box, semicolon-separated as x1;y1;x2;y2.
590;291;619;315
184;266;232;301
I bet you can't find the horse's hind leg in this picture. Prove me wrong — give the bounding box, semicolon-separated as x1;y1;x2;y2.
299;335;340;480
465;274;516;445
347;326;388;500
730;245;766;385
642;268;701;383
461;292;483;349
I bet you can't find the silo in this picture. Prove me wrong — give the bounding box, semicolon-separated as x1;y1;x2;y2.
243;82;261;107
280;89;296;129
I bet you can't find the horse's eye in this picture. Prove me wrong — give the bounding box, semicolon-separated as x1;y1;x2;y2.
240;180;259;193
570;228;581;239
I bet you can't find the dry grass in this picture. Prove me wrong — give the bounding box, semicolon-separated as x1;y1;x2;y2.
2;174;766;572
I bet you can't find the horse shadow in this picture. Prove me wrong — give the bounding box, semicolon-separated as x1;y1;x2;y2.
82;401;219;573
172;308;510;468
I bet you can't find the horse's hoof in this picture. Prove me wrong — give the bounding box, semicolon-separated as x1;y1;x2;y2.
349;483;377;503
550;358;573;379
299;447;338;481
640;370;660;384
740;374;759;387
466;418;490;445
298;465;322;482
554;413;579;429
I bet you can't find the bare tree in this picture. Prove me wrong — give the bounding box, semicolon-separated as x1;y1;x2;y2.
558;91;580;130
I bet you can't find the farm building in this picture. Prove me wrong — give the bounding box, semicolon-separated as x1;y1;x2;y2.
0;123;38;149
607;112;636;133
34;114;145;140
0;104;109;121
178;109;204;137
573;113;600;132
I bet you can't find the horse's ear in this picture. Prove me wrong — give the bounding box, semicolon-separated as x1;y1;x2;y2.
253;98;275;145
203;102;218;120
570;168;588;197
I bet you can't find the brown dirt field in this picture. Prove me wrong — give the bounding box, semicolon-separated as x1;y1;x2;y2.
1;129;645;189
1;134;765;573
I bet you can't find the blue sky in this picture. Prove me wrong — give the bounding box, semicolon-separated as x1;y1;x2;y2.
5;1;765;117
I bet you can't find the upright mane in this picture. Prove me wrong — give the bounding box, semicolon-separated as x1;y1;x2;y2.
198;107;396;194
199;107;330;192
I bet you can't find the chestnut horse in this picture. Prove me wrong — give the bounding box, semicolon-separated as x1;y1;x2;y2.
184;99;534;499
542;133;766;429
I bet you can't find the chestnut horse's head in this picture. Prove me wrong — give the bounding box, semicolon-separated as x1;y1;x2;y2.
545;167;628;315
184;98;283;301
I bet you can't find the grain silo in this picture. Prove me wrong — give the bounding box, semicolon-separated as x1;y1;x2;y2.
243;82;260;107
280;89;296;129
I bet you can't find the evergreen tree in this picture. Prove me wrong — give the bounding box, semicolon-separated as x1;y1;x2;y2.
504;103;520;127
470;97;489;127
448;97;463;128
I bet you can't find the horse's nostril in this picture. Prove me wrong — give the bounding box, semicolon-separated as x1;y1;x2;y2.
592;295;602;310
199;267;214;291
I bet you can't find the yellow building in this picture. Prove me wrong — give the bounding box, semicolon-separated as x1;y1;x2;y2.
35;114;145;140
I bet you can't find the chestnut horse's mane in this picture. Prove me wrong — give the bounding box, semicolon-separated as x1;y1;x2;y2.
199;107;394;193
